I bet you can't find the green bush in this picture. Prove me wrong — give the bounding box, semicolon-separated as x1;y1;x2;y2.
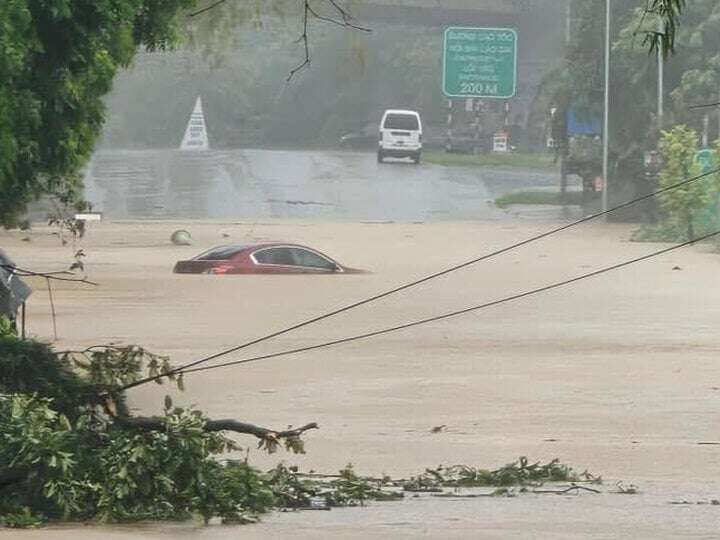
656;126;720;240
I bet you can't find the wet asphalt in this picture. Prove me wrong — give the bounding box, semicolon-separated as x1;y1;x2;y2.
83;148;558;222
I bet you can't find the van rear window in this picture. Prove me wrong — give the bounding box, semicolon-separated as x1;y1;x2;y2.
383;114;419;130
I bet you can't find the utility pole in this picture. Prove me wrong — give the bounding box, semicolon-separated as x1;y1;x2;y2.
657;19;664;131
560;1;571;208
602;0;610;216
446;99;453;152
566;2;572;44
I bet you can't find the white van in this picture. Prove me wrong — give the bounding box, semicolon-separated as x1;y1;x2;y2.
378;109;422;164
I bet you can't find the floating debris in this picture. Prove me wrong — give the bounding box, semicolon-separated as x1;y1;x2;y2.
170;230;192;246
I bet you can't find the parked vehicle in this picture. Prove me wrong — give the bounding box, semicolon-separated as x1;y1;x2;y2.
445;129;493;154
173;243;363;275
377;109;422;164
421;127;450;151
339;123;378;149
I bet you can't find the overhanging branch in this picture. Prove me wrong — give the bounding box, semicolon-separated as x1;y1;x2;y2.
186;0;371;81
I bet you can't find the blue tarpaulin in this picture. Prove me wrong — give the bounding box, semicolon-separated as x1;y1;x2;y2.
567;108;601;137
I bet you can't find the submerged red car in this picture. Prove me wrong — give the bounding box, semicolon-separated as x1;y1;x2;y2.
173;243;363;275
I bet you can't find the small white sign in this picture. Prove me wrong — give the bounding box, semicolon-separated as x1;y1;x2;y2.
493;135;508;152
74;213;102;221
180;96;210;151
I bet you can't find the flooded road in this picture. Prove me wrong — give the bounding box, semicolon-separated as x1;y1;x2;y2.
6;481;720;539
3;218;720;538
83;149;556;221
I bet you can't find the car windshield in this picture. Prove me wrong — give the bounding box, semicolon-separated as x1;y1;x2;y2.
194;245;246;260
383;114;419;130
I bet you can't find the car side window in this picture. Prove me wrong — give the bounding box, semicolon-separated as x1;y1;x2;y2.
290;248;337;270
254;248;295;266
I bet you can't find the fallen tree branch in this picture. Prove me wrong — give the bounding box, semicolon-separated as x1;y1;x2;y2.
114;414;318;441
533;485;600;495
206;419;319;439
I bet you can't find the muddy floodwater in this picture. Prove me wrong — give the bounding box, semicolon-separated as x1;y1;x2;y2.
3;218;720;538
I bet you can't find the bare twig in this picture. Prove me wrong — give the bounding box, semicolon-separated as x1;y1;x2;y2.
188;0;229;18
287;0;311;81
185;0;370;81
306;1;371;32
46;277;58;340
327;0;349;20
289;0;370;80
533;485;601;495
1;264;98;286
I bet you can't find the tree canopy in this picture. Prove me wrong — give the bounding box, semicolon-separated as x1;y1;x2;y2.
536;0;714;206
0;0;196;227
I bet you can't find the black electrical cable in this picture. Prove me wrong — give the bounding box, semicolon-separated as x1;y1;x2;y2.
118;166;720;392
179;229;720;376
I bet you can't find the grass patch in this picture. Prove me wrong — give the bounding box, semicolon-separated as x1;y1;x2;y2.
424;151;557;171
495;190;585;208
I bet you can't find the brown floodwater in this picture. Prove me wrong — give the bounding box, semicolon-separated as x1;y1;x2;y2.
3;218;719;538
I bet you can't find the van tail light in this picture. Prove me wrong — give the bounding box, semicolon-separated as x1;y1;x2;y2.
419;133;422;142
211;264;232;275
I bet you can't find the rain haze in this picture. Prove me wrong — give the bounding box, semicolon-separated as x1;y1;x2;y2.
2;1;720;538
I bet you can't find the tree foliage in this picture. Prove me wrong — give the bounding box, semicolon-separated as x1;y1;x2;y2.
645;0;687;55
0;0;196;227
657;125;720;239
0;335;312;526
536;0;714;211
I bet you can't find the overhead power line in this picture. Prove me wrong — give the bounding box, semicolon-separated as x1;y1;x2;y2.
689;101;720;110
181;229;720;376
118;166;720;393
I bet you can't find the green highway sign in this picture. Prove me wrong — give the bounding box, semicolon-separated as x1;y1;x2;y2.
442;27;517;99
